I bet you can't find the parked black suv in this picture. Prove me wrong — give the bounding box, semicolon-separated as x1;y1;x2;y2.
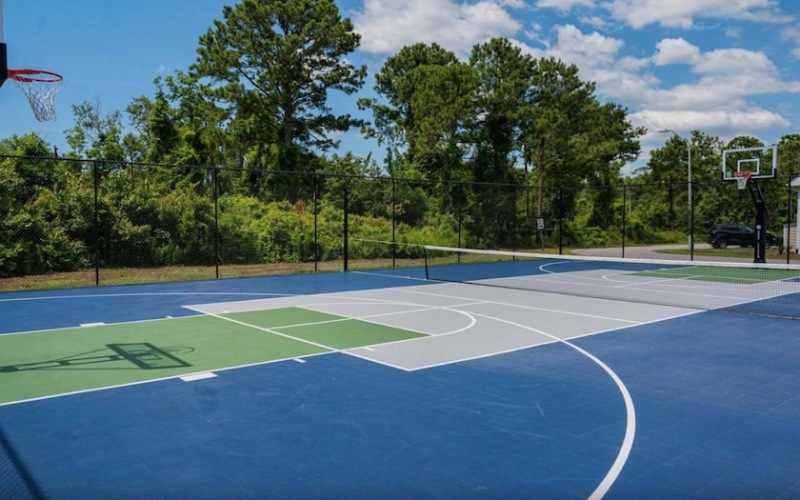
707;223;779;249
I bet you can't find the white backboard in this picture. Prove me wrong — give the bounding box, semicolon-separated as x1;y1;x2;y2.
722;145;777;181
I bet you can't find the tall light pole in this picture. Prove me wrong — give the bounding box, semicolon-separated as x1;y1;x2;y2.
660;129;693;260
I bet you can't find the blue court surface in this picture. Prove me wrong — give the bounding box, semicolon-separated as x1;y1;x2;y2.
1;263;800;499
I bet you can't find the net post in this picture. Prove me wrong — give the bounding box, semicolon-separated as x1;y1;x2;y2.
423;246;429;280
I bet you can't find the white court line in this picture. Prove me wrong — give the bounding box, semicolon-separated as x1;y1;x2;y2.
0;314;198;337
0;280;663;496
182;307;340;352
487;272;779;305
0;351;332;408
275;301;483;331
344;307;480;369
606;274;704;288
389;286;645;325
181;372;217;382
184;302;469;357
316;305;478;342
367;284;643;500
0;291;299;304
458;310;635;500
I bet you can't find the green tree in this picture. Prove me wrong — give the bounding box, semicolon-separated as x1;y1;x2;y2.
777;134;800;176
644;134;690;230
463;39;536;245
524;58;593;223
360;42;460;154
192;0;367;192
685;131;724;233
468;38;535;184
65;99;128;164
127;74;230;191
359;43;474;219
517;58;643;246
0;134;89;277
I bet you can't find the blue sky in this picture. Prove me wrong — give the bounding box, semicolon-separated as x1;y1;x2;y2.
1;0;799;173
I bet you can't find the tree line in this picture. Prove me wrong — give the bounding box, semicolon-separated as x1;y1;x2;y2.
2;0;799;280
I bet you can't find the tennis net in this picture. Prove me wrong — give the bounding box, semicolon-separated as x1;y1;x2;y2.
416;245;800;320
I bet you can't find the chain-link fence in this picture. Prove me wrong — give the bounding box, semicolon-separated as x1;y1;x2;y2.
1;154;798;291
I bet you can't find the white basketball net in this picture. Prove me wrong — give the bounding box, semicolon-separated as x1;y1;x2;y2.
9;70;63;122
734;172;751;191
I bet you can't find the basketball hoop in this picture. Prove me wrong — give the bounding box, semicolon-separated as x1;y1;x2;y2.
8;69;63;122
733;171;752;191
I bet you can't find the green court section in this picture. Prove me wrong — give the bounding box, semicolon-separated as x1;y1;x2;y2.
0;307;425;405
223;307;427;350
634;266;800;284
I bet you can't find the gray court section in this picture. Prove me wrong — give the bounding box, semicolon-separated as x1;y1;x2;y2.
187;282;700;371
331;284;698;370
485;268;800;311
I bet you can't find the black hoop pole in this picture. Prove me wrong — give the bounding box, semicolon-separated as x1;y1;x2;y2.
0;42;7;88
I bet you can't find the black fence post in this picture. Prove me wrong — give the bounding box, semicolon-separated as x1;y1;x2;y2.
457;198;462;263
622;183;627;259
343;185;349;272
93;159;100;286
558;186;564;255
690;179;695;261
788;176;793;264
392;178;396;267
314;174;319;272
512;185;518;252
213;167;220;279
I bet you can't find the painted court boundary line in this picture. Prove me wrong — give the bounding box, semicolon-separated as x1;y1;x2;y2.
183;307;344;352
376;284;641;499
459;310;635;500
389;285;648;325
0;351;333;408
262;281;639;498
1;281;696;498
0;291;300;303
0;313;210;337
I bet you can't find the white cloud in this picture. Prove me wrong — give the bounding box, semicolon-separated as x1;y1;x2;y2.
631;109;791;134
784;25;800;43
535;0;595;11
725;28;741;39
520;25;653;102
537;0;791;29
653;38;702;66
353;0;520;55
693;48;777;76
522;24;800;142
580;15;611;29
525;24;624;67
351;1;799;152
783;25;800;59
